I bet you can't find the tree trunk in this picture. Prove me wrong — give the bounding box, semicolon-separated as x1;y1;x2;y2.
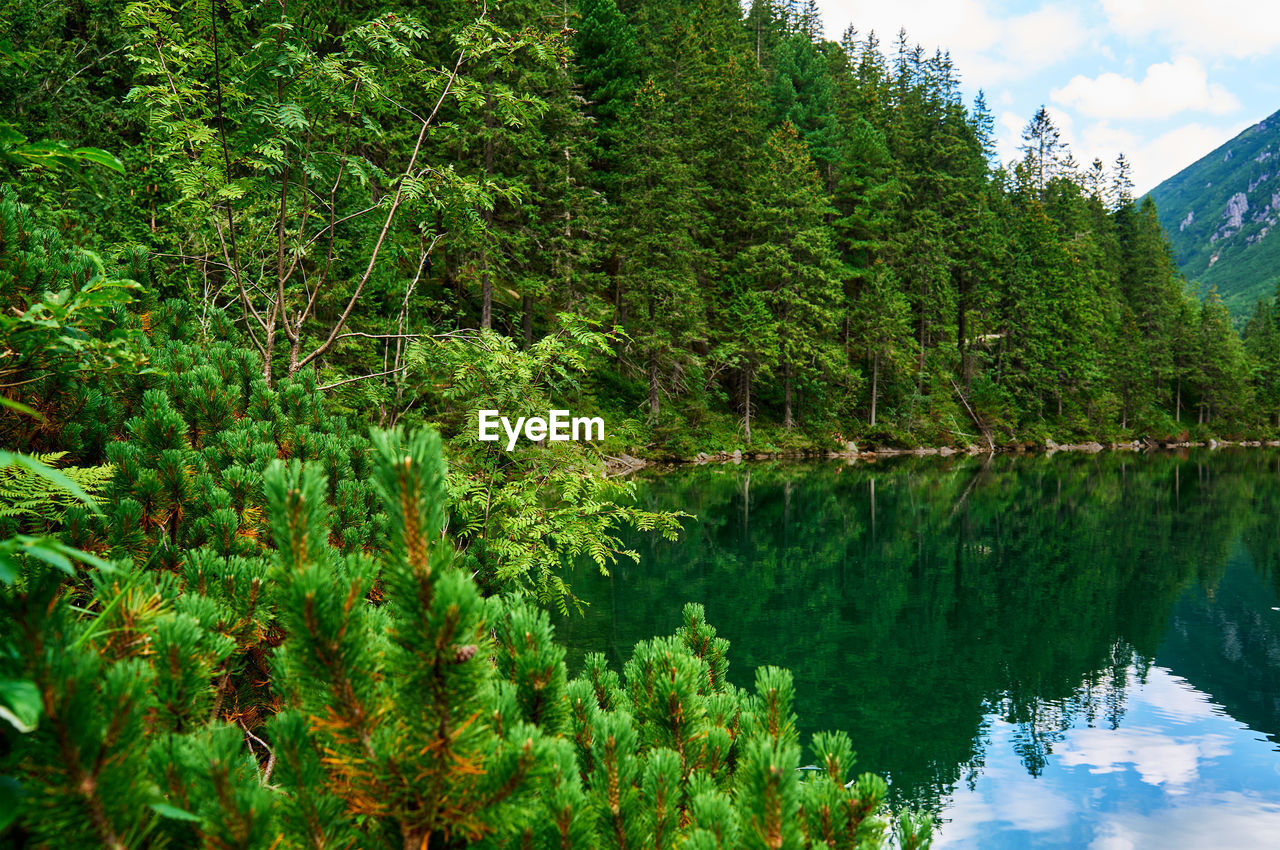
613;262;626;365
918;302;927;372
262;307;278;387
870;349;879;427
1176;377;1181;423
522;295;533;349
743;366;752;445
480;267;493;331
480;71;495;330
647;349;660;423
783;361;793;429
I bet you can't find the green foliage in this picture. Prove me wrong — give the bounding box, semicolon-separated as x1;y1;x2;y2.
0;189;143;443
2;0;1276;842
7;0;1270;451
404;318;685;610
75;334;383;569
0;452;112;530
1;429;925;848
730;122;845;437
120;0;557;386
0;122;124;173
0;450;110;584
1244;284;1280;426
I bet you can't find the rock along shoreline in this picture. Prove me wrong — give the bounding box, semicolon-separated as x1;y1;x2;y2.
604;438;1280;475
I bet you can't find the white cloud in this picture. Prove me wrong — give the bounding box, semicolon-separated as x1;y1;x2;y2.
1073;121;1254;195
1051;57;1240;120
1134;123;1254;193
931;718;1077;848
1004;6;1089;68
1058;727;1231;792
1139;668;1225;724
1101;0;1280;58
812;1;1264;197
932;777;1075;847
998;111;1027;164
1088;793;1280;849
992;112;1249;196
1077;123;1139;160
820;1;1089;84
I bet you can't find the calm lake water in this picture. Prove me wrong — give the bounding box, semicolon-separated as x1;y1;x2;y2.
554;450;1280;849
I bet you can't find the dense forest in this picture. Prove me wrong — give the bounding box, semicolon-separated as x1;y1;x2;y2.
5;0;1280;457
2;0;1279;846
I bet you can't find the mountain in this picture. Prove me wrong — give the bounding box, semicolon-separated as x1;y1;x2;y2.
1148;109;1280;315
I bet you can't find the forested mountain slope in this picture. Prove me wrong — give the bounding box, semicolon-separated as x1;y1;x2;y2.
1149;110;1280;315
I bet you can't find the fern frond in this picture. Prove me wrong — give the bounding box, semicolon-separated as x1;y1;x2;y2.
0;452;113;527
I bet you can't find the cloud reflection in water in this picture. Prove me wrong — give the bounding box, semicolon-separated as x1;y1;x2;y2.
932;665;1280;848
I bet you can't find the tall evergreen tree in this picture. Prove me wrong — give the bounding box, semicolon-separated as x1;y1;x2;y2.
612;80;704;422
734;123;843;430
1018;106;1067;198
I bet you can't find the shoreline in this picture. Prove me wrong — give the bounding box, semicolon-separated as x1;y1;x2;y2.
604;438;1280;475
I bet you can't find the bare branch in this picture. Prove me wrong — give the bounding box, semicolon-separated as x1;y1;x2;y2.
295;42;470;373
333;332;424;342
298;203;381;252
213;219;267;356
317;365;410;391
238;718;276;786
52;46;127;97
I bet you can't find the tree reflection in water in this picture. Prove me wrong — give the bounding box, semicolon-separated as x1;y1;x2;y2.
555;450;1280;817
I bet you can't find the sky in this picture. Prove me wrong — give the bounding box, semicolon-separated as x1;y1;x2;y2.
815;0;1280;195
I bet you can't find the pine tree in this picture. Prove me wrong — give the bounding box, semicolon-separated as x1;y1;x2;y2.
0;189;142;447
1116;196;1181;419
1111;153;1135;210
576;0;643;137
612;80;705;422
768;34;840;181
853;264;913;427
1197;288;1251;425
734;123;843;430
3;425;929;848
1170;293;1203;426
1018;106;1067;198
1244;288;1280;427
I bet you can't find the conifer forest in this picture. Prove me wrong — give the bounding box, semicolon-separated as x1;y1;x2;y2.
4;0;1280;847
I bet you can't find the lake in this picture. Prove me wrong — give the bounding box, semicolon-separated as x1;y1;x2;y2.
554;450;1280;848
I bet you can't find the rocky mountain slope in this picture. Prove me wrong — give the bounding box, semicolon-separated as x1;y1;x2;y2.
1148;109;1280;315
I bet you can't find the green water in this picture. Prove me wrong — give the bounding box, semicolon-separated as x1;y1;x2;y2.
555;450;1280;848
